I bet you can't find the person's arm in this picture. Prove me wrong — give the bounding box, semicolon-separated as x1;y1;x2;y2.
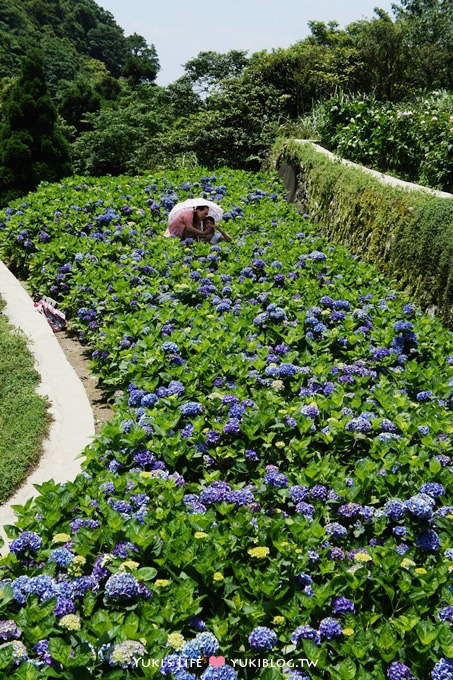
182;213;205;237
215;225;232;243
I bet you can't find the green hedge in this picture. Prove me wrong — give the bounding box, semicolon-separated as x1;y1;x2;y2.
273;139;453;325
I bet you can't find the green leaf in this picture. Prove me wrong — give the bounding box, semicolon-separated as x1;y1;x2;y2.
48;638;72;664
136;567;158;581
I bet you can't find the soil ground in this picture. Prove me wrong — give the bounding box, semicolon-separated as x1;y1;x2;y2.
54;328;114;433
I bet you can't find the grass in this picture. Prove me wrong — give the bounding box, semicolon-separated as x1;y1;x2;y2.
0;296;50;504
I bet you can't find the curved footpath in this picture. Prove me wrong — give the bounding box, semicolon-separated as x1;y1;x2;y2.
0;261;95;554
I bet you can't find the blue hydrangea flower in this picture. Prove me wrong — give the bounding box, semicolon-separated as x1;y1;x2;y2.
290;485;309;502
10;531;42;555
345;417;372;434
201;664;238;680
406;494;435;519
325;522;347;540
180;402;203;417
420;482;444;499
438;606;453;625
431;658;453;680
386;661;415;679
385;499;407;522
296;501;315;518
105;572;139;601
161;341;179;353
264;470;288;488
181;632;219;660
301;404;320;419
416;529;440;552
416;390;434;402
48;548;74;568
248;626;277;651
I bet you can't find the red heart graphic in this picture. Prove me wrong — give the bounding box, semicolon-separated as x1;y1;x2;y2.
209;656;226;668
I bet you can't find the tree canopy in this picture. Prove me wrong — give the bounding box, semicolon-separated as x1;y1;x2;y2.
0;49;72;204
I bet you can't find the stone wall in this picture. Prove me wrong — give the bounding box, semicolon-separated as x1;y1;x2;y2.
274;139;453;324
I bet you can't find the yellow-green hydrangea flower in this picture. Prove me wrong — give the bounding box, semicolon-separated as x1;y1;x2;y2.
194;532;208;539
248;546;270;558
119;560;140;571
273;616;285;626
213;572;224;581
52;533;71;544
401;558;415;569
167;633;185;650
59;614;81;631
353;551;372;563
155;579;170;587
67;555;86;577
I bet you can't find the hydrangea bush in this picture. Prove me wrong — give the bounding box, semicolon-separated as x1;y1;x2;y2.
0;169;452;679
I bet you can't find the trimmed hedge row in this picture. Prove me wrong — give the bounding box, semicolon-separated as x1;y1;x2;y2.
273;140;453;326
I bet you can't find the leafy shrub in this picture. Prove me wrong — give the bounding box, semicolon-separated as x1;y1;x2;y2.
0;170;452;679
303;91;453;192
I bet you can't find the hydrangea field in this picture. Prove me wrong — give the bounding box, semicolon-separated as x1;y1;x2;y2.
0;168;452;680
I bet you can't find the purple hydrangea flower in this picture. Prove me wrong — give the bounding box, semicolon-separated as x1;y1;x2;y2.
0;620;21;641
332;596;355;615
291;625;320;646
319;617;342;640
310;485;328;502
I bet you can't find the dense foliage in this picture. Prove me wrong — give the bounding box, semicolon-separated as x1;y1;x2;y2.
299;90;453;192
0;49;72;205
1;0;452;190
0;0;159;86
0;169;452;679
0;297;49;504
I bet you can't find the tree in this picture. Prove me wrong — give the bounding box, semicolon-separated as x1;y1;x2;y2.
346;10;410;100
121;33;160;85
87;23;127;78
0;49;72;205
58;79;101;131
392;0;453;88
183;50;248;95
71;84;170;175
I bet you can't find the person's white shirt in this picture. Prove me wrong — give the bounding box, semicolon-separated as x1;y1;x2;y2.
210;231;223;244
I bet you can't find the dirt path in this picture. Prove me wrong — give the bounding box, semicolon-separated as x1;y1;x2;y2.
54;328;114;433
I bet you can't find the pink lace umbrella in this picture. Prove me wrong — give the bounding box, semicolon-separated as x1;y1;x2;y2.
167;198;224;224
